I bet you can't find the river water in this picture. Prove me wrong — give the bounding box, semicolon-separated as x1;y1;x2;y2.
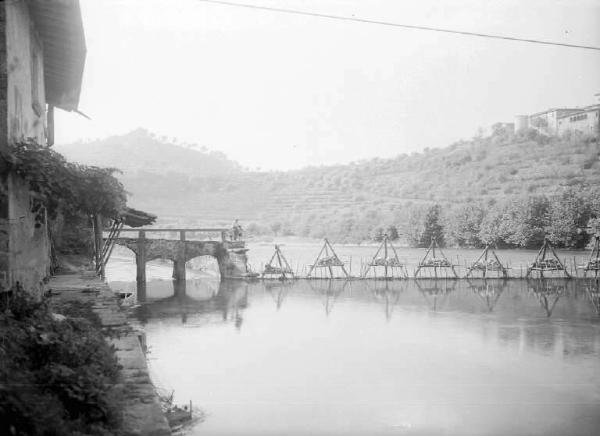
106;243;600;436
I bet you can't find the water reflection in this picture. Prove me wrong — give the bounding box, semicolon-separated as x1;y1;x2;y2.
264;281;292;311
221;281;248;330
367;280;406;321
308;280;350;316
585;279;600;316
134;279;248;328
527;279;567;317
415;279;457;311
467;279;507;312
128;277;600;324
123;277;600;436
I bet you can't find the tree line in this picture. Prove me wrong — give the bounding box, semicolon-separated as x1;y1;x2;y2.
248;187;600;249
401;188;599;249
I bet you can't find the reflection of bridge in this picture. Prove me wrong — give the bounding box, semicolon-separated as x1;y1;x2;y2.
112;228;254;284
135;279;249;328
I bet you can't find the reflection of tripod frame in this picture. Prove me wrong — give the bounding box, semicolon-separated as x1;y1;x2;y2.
264;281;293;310
415;279;457;311
585;280;600;315
366;279;406;320
527;278;567;317
308;279;350;316
466;278;507;312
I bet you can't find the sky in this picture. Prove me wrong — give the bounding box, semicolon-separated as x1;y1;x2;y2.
55;0;600;170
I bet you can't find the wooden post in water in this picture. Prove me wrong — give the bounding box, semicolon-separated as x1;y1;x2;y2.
384;237;390;279
349;256;352;277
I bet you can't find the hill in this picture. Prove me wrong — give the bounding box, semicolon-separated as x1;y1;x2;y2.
55;128;241;176
56;128;600;246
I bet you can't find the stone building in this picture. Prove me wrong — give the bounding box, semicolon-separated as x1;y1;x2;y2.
0;0;86;292
528;108;581;136
527;94;600;137
557;104;600;138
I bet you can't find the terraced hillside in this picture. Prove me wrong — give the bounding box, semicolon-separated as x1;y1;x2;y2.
57;129;600;240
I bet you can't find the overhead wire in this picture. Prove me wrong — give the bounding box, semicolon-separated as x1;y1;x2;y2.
195;0;600;51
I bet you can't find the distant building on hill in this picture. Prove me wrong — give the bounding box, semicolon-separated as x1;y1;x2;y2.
514;115;529;132
557;103;600;137
528;108;580;135
523;94;600;137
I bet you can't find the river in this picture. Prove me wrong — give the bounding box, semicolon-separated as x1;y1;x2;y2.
106;243;600;436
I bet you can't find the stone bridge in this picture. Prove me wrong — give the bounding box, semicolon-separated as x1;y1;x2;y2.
112;229;253;283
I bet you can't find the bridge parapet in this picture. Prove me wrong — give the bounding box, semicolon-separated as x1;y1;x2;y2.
111;228;231;242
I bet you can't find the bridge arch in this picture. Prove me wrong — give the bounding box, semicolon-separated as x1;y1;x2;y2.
112;235;251;284
187;255;221;279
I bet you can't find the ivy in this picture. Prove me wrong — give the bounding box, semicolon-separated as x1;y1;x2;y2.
7;140;127;220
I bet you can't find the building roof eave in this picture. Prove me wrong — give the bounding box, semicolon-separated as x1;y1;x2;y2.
28;0;86;112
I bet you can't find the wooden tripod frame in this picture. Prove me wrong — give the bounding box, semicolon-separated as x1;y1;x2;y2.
362;235;407;279
582;235;600;278
262;245;295;279
414;237;458;278
307;238;349;278
464;243;508;278
526;237;571;279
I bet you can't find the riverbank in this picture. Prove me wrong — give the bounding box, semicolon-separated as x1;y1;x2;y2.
47;271;171;436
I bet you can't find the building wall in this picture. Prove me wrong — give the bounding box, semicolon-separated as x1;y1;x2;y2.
0;3;7;153
529;111;556;135
0;2;9;288
529;109;580;135
5;0;46;144
1;2;51;292
8;173;51;293
557;109;600;137
514;115;528;131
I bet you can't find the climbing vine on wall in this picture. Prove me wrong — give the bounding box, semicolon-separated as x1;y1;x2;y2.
6;140;127;220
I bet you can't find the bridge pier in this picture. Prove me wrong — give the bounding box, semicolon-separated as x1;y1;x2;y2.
172;260;186;281
136;231;147;292
172;231;187;281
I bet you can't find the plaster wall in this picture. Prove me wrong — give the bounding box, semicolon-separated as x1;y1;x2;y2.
5;0;46;145
529;109;580;136
8;173;51;293
0;2;50;292
0;6;8;287
557;110;600;137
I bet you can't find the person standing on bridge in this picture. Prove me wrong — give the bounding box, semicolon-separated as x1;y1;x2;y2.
232;219;243;241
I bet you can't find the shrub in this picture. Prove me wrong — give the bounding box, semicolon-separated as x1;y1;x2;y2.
0;292;122;435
